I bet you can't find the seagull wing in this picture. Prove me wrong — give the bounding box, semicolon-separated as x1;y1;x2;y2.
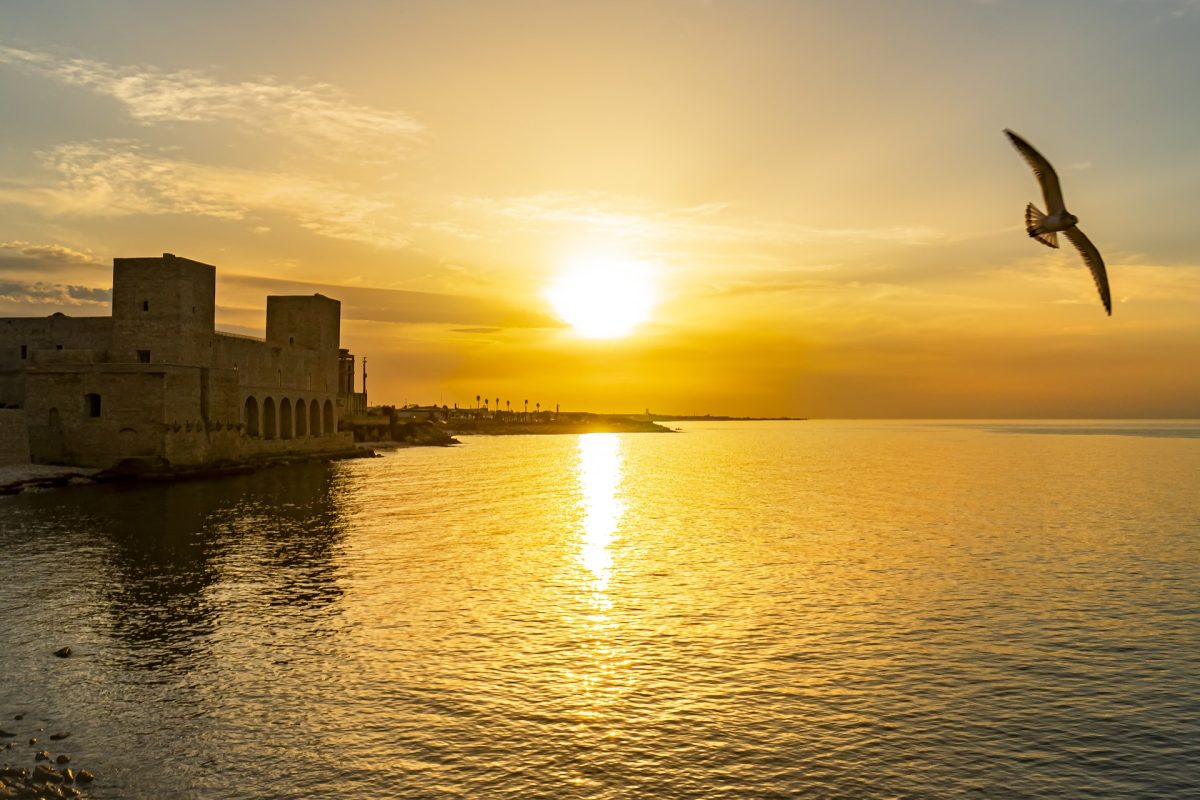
1063;226;1112;316
1004;129;1066;215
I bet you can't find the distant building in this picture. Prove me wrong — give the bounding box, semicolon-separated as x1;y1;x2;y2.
338;348;368;416
0;253;357;469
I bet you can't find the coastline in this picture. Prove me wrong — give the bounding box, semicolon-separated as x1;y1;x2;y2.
445;418;674;436
0;447;376;496
0;417;675;495
0;464;98;496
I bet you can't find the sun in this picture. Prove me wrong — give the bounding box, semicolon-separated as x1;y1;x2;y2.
546;254;658;339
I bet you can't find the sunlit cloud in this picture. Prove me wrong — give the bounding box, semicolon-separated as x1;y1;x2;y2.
0;279;110;310
220;273;561;329
455;190;948;247
0;239;99;266
16;142;407;248
0;44;423;155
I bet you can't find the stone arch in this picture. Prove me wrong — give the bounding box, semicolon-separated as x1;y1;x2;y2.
244;396;260;437
295;399;308;437
323;399;335;434
280;398;293;440
263;397;277;440
309;400;321;436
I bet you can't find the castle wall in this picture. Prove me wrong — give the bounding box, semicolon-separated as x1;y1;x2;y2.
3;254;357;470
25;365;167;467
111;254;215;365
0;316;113;407
0;409;30;465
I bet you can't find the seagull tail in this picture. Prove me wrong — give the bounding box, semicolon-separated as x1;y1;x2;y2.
1025;203;1059;249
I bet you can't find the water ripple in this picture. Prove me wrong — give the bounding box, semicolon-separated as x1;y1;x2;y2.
1;422;1197;798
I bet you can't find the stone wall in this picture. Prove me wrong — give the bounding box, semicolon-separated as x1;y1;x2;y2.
0;316;114;406
0;408;30;465
3;254;356;470
25;366;168;467
111;254;215;366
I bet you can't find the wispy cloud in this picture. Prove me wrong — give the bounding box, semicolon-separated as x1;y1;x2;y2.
454;190;947;247
0;279;111;307
17;141;407;248
222;273;561;329
0;239;98;266
0;44;423;154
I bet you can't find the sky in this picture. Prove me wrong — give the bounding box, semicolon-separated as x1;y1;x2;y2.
2;0;1199;417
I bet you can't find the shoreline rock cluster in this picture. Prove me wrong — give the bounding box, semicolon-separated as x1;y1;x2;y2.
1;720;94;800
0;466;96;497
0;446;376;496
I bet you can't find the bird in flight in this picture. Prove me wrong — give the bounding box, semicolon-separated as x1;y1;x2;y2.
1004;129;1112;315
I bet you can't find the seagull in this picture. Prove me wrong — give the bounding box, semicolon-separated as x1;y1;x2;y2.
1004;129;1112;315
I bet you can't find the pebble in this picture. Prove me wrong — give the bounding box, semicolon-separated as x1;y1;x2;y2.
53;647;72;658
32;763;61;782
0;717;94;798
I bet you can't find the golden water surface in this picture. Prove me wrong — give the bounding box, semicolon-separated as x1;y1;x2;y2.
1;421;1197;798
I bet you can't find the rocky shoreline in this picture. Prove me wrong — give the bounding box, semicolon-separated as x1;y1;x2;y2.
0;466;98;497
0;447;376;496
1;716;94;799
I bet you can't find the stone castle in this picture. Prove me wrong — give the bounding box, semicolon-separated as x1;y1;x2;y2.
0;253;363;469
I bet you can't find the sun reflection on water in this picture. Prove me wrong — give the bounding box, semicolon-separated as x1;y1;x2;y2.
577;434;625;593
571;433;629;720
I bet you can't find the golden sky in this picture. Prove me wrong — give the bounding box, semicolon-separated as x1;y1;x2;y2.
2;1;1199;416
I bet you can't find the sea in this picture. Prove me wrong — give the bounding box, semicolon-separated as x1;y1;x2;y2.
1;420;1197;799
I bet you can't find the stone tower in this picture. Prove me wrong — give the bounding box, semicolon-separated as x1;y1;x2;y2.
266;294;340;352
111;253;216;364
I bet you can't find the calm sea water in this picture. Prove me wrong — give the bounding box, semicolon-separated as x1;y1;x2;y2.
1;421;1197;799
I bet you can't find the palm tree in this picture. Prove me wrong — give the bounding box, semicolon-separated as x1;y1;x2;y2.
535;401;541;420
475;394;481;415
506;399;511;419
524;399;529;422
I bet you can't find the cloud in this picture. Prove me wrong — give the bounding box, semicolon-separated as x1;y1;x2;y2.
0;240;108;281
454;190;947;247
0;44;423;155
22;141;407;248
0;279;111;307
221;273;562;329
0;240;96;264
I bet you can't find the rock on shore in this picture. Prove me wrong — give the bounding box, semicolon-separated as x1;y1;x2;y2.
0;466;97;496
